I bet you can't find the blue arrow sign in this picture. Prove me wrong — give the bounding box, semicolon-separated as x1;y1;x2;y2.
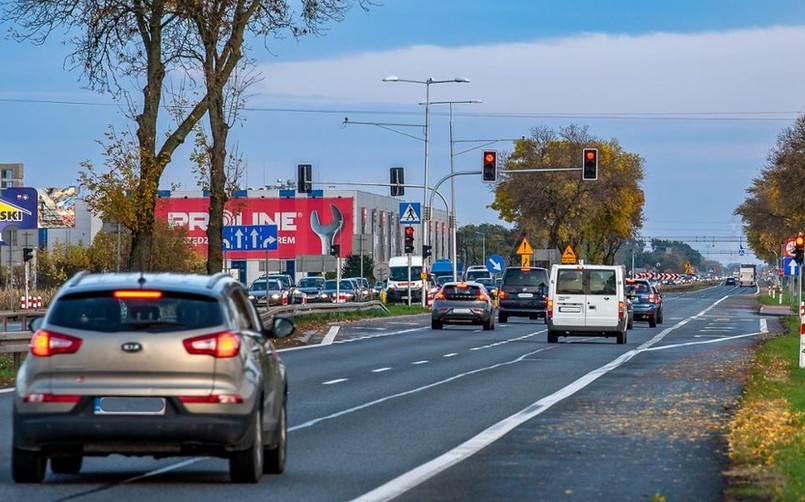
222;225;278;251
486;254;506;274
784;257;800;277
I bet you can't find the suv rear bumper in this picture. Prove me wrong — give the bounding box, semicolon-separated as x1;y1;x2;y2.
13;400;255;455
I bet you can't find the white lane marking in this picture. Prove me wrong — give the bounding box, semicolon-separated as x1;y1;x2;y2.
353;294;738;502
321;326;340;346
443;353;458;358
760;318;768;333
120;458;202;483
647;331;762;351
0;388;14;394
412;360;429;365
322;378;348;385
290;346;557;432
470;330;545;351
279;326;430;352
371;367;392;373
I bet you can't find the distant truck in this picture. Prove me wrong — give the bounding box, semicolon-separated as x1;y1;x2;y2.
739;264;756;288
430;259;462;281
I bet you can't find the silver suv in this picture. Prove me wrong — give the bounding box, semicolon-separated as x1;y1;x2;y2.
13;271;294;484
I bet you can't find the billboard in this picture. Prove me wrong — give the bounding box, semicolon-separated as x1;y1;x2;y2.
37;186;78;228
0;187;38;238
155;196;355;259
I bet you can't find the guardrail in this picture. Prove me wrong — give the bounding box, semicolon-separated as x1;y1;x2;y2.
0;310;46;372
262;300;390;319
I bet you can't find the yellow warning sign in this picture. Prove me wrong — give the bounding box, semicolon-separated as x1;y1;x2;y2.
516;238;534;255
561;246;577;264
521;254;531;267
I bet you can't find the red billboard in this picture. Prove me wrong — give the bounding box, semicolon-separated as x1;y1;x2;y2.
155;197;354;259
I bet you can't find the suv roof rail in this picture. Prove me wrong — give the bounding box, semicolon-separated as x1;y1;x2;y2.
67;270;91;287
206;272;231;289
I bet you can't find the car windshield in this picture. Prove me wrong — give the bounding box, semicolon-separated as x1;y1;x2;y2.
250;280;266;292
390;266;423;281
266;280;283;291
48;291;223;332
298;278;323;288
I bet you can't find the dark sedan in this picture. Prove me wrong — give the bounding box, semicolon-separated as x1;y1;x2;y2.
296;277;330;303
431;282;496;331
321;279;359;303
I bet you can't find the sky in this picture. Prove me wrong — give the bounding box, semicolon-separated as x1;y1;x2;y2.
4;0;805;265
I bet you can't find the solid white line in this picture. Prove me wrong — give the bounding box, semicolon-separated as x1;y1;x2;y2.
322;378;348;385
321;326;340;345
371;367;392;373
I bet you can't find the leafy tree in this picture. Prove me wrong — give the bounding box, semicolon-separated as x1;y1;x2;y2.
490;125;645;265
456;224;515;266
342;255;375;282
735;114;805;263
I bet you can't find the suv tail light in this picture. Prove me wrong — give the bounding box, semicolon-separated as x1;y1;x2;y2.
648;293;656;303
498;290;507;300
30;330;83;357
183;331;240;358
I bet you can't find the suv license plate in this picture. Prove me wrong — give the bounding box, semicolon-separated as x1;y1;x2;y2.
94;397;167;416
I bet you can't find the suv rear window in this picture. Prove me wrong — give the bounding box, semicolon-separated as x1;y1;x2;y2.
503;268;549;288
441;284;484;300
48;291;223;332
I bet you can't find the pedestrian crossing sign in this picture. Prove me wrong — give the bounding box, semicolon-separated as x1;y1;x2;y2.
399;202;421;224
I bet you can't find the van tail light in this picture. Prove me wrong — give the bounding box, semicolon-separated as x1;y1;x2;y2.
183;331;240;358
618;301;625;319
547;299;554;319
23;393;81;403
30;330;83;357
179;394;244;404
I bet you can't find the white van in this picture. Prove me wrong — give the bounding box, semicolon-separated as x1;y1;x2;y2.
385;255;425;304
547;264;629;344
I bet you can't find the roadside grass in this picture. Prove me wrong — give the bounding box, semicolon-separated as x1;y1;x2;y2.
725;315;805;500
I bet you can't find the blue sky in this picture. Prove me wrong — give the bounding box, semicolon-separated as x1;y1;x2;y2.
4;0;805;264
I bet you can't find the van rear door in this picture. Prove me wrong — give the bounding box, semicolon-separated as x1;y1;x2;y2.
552;268;586;328
584;268;620;328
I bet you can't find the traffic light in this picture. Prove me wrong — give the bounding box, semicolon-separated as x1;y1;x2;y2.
482;150;497;182
404;226;415;254
297;164;312;193
422;244;432;259
795;235;805;265
329;244;340;258
23;247;34;263
582;148;598;181
390;167;405;196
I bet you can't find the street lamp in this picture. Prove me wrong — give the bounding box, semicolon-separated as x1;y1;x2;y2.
425;99;482;281
383;75;470;272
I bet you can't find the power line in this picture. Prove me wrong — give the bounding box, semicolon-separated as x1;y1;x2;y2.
0;97;799;122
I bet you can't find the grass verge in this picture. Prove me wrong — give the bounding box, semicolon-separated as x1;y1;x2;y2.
725;314;805;500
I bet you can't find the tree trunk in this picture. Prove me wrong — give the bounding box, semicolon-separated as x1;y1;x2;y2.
206;92;228;275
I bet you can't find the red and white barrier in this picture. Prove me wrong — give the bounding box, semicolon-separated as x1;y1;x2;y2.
20;296;43;309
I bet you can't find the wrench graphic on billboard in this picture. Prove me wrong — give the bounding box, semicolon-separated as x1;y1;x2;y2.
310;204;344;255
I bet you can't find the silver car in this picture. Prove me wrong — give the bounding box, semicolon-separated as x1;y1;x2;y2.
12;271;294;484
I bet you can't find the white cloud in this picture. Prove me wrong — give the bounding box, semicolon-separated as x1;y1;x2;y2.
253;25;805;114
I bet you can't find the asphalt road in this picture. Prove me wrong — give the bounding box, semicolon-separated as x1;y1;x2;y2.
0;283;775;501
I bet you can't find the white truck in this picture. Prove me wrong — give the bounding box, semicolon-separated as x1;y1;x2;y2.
385;255;425;304
739;264;756;288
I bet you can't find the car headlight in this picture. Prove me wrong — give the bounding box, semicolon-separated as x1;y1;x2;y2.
270;294;280;299
248;295;255;300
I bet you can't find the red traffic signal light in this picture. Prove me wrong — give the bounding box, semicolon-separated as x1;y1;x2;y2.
582;148;598;181
404;226;415;254
482;150;497;182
